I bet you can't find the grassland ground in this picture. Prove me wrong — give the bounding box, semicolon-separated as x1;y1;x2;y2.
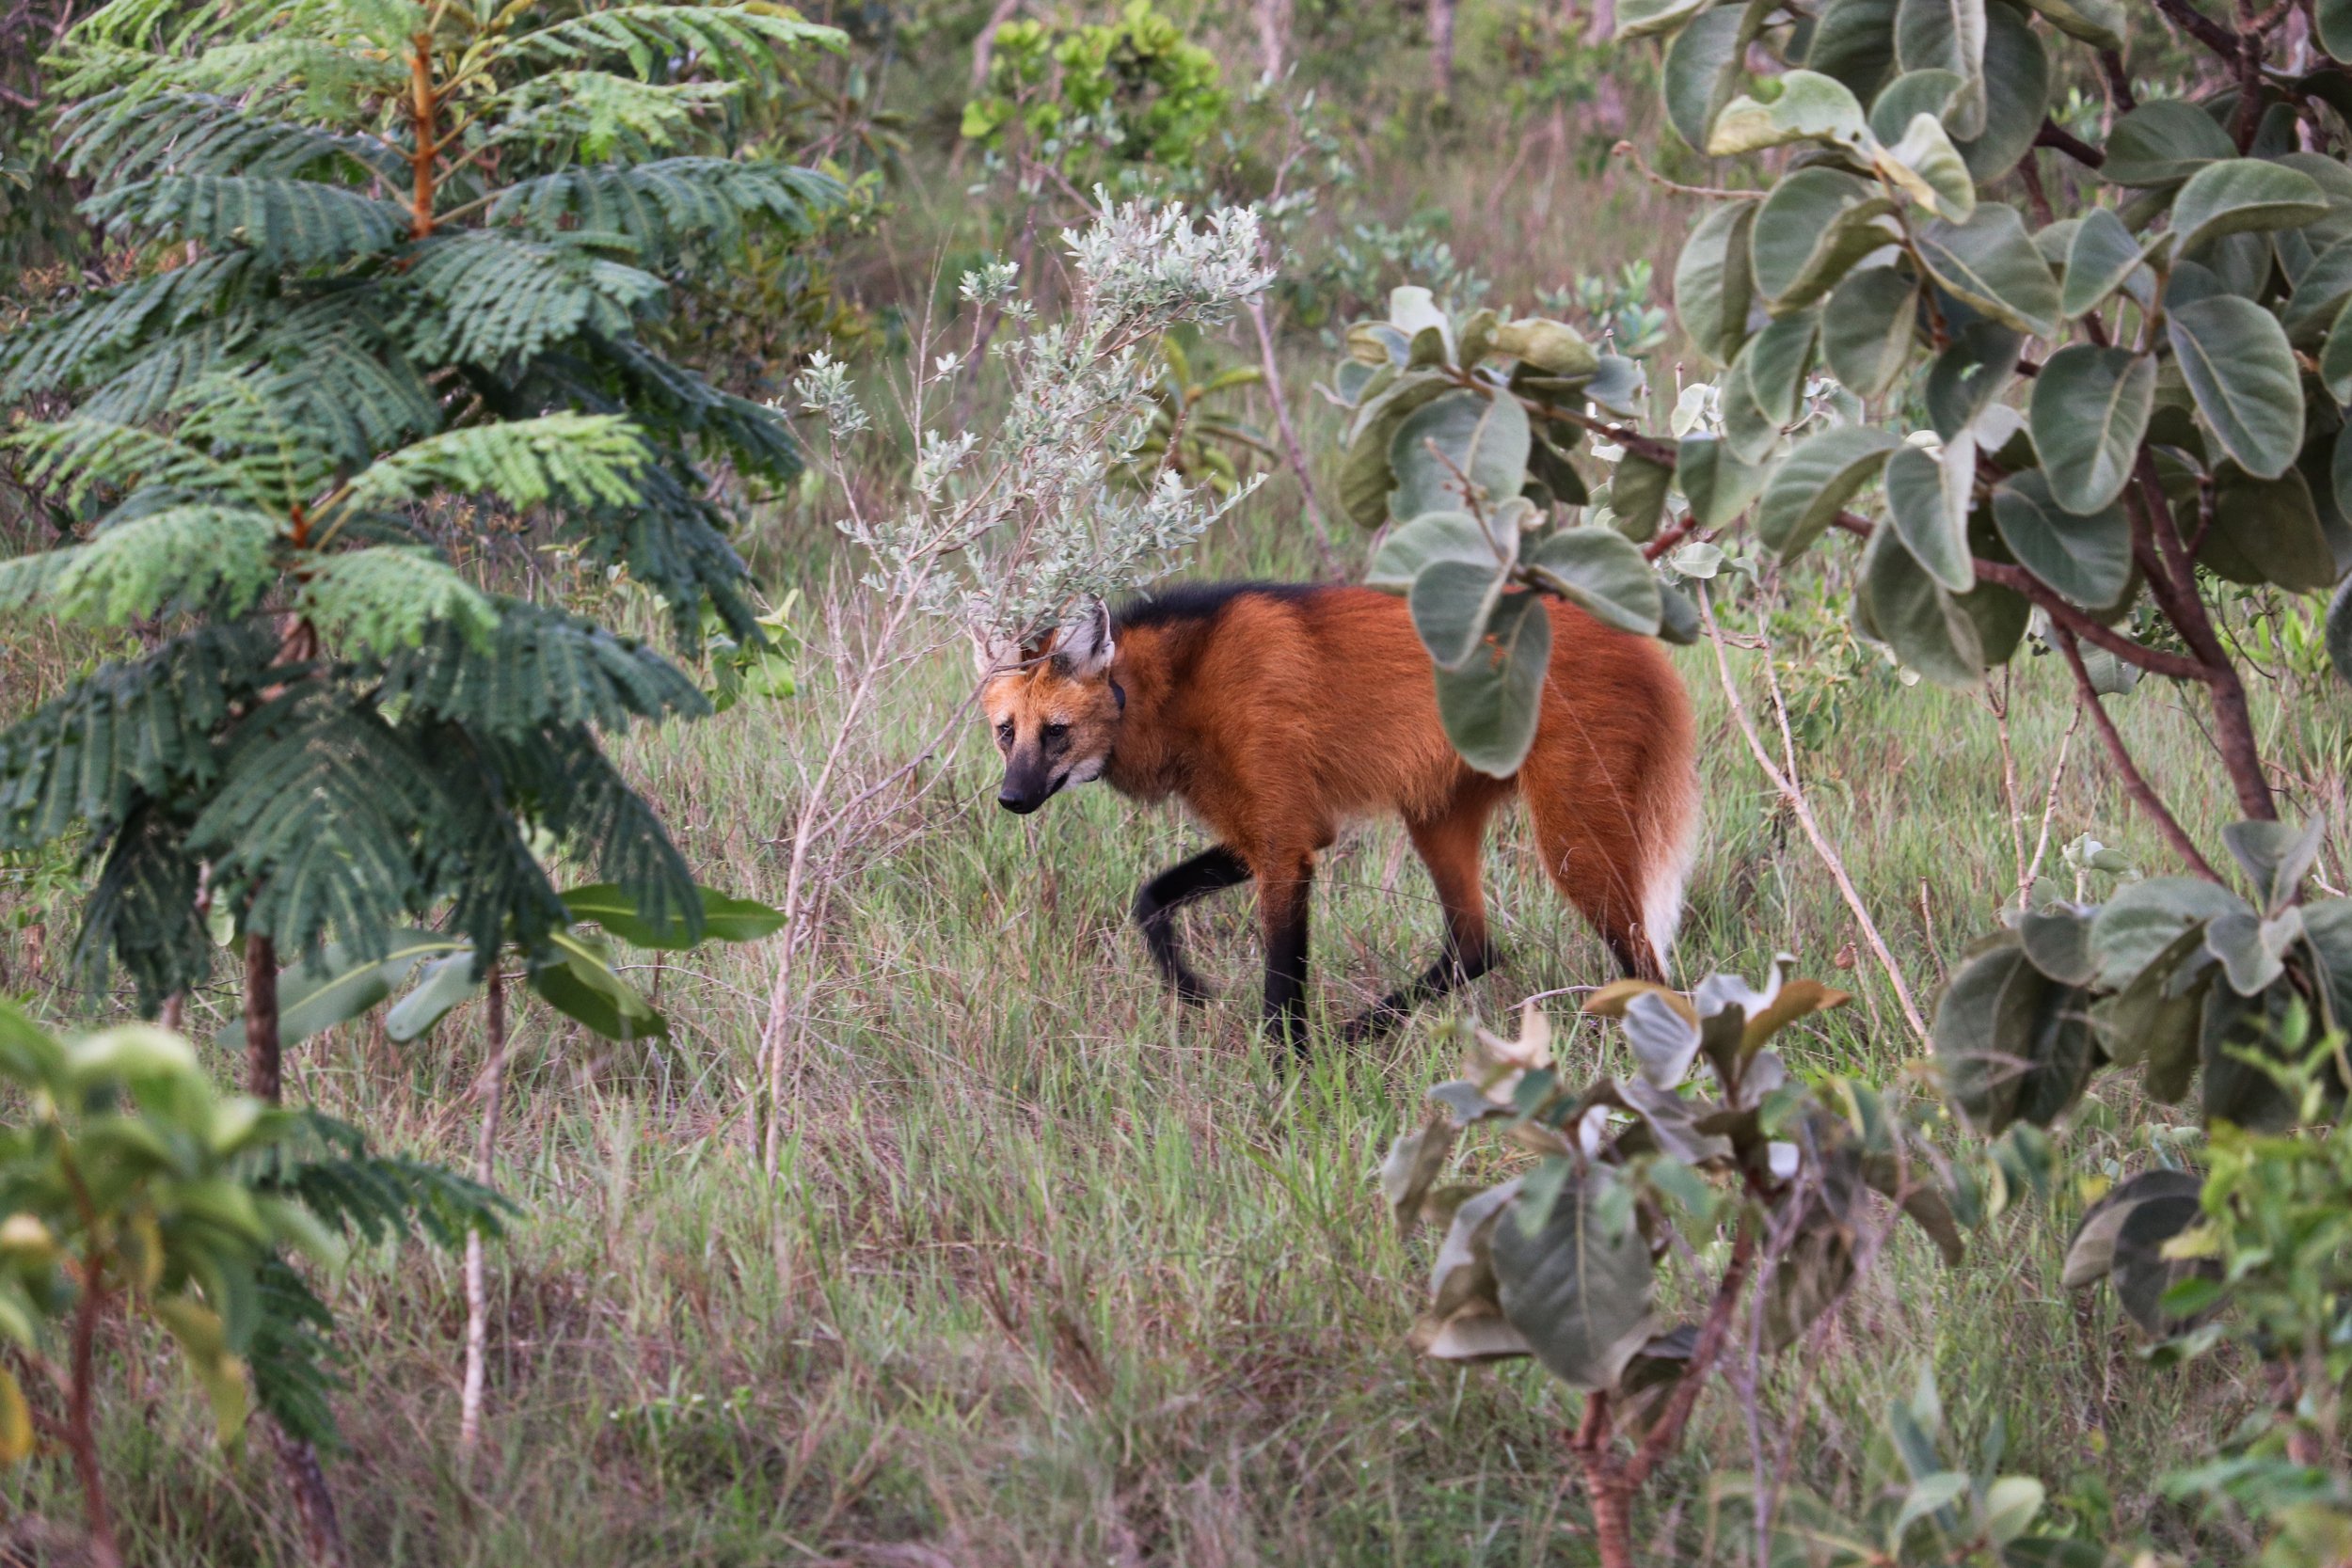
0;453;2308;1563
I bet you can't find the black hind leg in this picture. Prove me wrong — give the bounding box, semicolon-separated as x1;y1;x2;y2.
1132;847;1250;1003
1342;936;1498;1044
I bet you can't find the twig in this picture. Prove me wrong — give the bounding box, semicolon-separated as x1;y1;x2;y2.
2022;697;2085;902
2049;625;2225;881
2034;119;2106;169
1698;587;1931;1045
459;968;505;1465
1245;293;1343;578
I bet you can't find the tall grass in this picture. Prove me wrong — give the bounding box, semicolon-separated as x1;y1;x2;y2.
0;446;2291;1561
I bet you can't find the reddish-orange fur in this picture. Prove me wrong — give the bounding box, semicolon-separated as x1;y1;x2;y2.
981;582;1699;1044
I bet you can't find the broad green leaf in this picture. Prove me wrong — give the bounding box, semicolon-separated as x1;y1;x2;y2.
1525;526;1663;634
215;932;462;1053
1867;69;1963;145
2030;346;2154;515
1492;319;1597;381
1915;205;2061;336
2060;207;2149;318
1490;1169;1659;1390
2103;101;2236;188
1708;71;1871;156
561;881;784;947
1883;443;1973;592
1757;425;1901;557
2321;292;2352;406
1617;0;1713;40
1676;436;1767;527
1412;559;1512;670
1894;0;1987;138
1608;452;1674;543
1875;113;1976;223
1991;471;2133;608
1391;389;1534;522
1663;4;1749;154
2167;294;2304;480
1674;200;1759;366
1863;522;1985;687
1932;943;2044;1132
1366;510;1508;591
531;931;667;1041
2321;0;2352;62
2205;463;2338;591
1954;1;2049;182
2169;159;2329;257
2279;236;2352;343
1982;1477;2046;1546
1434;594;1553;777
1806;0;1900;100
1821;267;1920;400
1389;286;1452;355
384;950;484;1043
1896;1473;1974;1542
2089;878;2251;990
1720;366;1785;464
1924;321;2022;441
1739;310;1820;426
2063;1169;2203;1288
1750;167;1903;309
1340;372;1453;529
2018;0;2122;50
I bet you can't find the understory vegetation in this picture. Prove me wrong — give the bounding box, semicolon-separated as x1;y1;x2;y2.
5;0;2352;1562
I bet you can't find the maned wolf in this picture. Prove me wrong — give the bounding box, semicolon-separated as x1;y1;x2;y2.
977;581;1699;1052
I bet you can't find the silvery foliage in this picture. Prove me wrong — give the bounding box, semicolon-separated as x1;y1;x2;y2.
800;198;1274;646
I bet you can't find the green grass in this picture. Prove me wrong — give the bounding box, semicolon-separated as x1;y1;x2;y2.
0;476;2303;1564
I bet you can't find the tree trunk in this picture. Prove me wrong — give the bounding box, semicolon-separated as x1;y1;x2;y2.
459;969;507;1463
243;931;350;1567
244;932;280;1104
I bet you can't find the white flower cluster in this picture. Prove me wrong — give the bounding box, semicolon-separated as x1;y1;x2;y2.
834;198;1274;650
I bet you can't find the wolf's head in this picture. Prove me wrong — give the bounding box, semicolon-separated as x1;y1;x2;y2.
977;600;1123;815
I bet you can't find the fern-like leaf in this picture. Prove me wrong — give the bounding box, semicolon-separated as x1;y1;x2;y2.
11;415;278;508
486;158;839;263
341;414;645;514
378;597;707;736
507;5;844;80
490;73;739;163
298;546;498;657
0;623;272;849
63;88;409;184
401;231;663;368
479;723;700;944
73;800;214;1012
191;704;447;958
0;253;257;398
88;174;409;268
48;504;281;626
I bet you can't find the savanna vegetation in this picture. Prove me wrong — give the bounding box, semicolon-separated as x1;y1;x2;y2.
5;0;2352;1561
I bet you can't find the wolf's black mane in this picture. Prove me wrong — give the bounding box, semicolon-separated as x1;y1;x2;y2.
1112;580;1319;632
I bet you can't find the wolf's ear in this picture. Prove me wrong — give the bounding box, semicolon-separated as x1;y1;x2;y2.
1050;598;1116;679
972;627;1023;679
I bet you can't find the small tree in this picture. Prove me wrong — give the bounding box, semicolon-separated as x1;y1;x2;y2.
0;1004;502;1567
1381;964;1984;1568
0;0;840;1079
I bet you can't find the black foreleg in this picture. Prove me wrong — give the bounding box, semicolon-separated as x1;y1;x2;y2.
1132;847;1251;1003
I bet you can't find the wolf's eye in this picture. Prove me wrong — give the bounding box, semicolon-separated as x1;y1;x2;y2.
1041;721;1068;743
994;720;1014;748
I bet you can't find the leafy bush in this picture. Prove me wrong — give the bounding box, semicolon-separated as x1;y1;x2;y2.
0;1004;500;1565
961;1;1226;184
1381;962;1977;1567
